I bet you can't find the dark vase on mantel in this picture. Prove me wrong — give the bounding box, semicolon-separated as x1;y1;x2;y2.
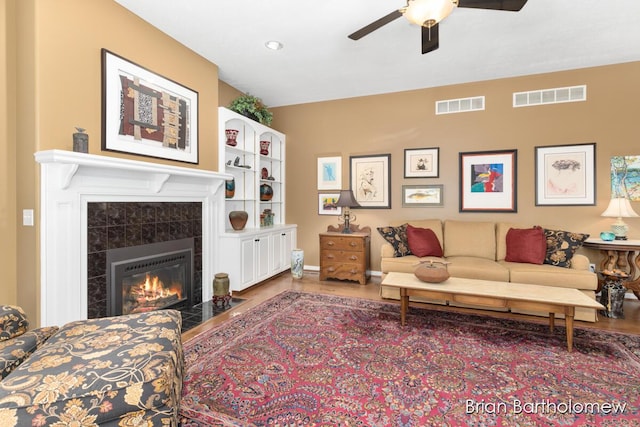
229;210;248;231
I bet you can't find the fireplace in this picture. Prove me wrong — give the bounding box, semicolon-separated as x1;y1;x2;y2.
107;238;194;316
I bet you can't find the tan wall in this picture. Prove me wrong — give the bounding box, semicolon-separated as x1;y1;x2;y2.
9;0;220;324
219;81;243;108
273;62;640;272
1;0;18;305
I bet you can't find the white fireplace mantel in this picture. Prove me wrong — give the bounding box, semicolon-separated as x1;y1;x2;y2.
35;150;231;327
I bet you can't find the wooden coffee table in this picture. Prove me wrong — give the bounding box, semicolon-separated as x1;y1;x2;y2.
381;272;604;352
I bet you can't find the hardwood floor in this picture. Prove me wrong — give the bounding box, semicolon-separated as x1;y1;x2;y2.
182;271;640;342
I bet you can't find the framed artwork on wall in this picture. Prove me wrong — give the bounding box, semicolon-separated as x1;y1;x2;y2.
611;155;640;201
459;149;517;212
404;147;439;178
317;156;342;190
101;49;199;164
350;154;391;209
402;184;444;207
535;143;596;206
318;193;342;215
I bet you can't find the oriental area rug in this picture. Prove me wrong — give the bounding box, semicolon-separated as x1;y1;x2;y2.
179;290;640;427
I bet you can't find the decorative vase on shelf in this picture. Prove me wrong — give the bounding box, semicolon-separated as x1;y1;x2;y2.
260;183;273;201
225;129;239;147
260;140;270;156
225;178;235;198
229;210;248;230
291;249;304;279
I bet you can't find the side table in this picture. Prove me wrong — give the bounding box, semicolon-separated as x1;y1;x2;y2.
319;224;371;285
583;238;640;299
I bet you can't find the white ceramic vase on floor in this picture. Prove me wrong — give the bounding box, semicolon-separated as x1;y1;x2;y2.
291;249;304;279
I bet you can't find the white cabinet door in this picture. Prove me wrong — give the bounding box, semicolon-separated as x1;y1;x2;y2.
255;235;271;282
270;231;283;273
239;237;257;288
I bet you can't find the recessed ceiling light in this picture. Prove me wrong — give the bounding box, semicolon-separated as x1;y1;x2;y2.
265;40;283;50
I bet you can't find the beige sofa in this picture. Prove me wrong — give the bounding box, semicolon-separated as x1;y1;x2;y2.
379;219;598;322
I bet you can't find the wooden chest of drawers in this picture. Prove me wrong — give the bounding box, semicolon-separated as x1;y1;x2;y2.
319;231;370;285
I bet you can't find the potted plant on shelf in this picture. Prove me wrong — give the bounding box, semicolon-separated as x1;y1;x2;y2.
229;94;273;126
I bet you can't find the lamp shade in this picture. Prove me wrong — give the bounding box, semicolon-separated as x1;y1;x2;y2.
601;198;639;218
404;0;457;27
336;189;360;208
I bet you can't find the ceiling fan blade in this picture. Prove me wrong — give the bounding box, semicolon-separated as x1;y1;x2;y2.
421;23;439;54
457;0;528;11
348;10;403;40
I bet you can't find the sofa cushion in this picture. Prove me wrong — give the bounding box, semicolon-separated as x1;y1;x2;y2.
543;228;589;268
381;254;445;274
377;224;412;257
0;326;58;379
444;220;496;260
0;306;29;342
445;256;510;282
505;227;546;264
501;261;598;290
406;225;443;257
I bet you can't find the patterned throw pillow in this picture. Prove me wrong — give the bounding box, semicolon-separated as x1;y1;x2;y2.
542;228;589;268
377;224;412;257
0;305;29;341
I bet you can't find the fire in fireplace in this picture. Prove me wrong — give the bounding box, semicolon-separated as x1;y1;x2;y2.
106;238;194;316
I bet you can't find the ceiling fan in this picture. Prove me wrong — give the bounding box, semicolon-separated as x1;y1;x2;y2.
348;0;528;54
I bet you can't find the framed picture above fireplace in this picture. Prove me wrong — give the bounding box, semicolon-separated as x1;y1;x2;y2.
101;49;199;164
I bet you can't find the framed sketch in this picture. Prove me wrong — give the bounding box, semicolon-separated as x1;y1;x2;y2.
402;184;444;207
318;193;342;215
317;156;342;190
101;49;199;164
349;154;391;209
459;149;517;212
535;143;596;206
404;147;439;178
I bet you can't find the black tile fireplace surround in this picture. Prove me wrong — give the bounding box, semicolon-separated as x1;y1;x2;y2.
87;202;203;320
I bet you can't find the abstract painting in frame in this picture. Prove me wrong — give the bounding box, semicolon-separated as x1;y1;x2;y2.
535;143;595;206
350;154;391;209
404;147;439;178
318;193;342;215
101;49;199;164
317;156;342;190
459;149;517;212
611;155;640;201
402;184;444;207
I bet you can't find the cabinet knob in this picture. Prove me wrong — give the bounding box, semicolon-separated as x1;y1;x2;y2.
327;254;335;259
349;255;358;261
350;269;358;274
327;267;335;272
349;241;357;247
327;241;335;246
255;239;260;242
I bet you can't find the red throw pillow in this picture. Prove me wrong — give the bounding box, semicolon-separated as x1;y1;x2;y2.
406;225;443;257
505;227;546;264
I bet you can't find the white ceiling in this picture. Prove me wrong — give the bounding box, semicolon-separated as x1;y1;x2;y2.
114;0;640;108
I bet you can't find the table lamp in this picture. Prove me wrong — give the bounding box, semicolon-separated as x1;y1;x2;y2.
601;197;639;240
336;189;360;234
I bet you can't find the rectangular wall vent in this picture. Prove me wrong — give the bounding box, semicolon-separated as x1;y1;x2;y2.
436;96;485;115
513;85;586;108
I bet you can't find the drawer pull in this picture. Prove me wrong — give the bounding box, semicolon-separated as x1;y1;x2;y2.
327;241;335;246
327;267;335;272
327;254;335;259
349;255;358;261
349;241;357;247
350;269;358;274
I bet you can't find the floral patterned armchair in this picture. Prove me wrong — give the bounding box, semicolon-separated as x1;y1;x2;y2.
0;308;184;426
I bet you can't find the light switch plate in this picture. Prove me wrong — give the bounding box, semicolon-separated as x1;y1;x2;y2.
23;209;34;226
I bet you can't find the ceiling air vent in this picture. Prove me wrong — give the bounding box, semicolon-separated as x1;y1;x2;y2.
436;96;485;115
513;85;586;108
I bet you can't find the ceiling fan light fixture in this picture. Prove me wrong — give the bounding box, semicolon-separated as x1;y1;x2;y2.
403;0;458;28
